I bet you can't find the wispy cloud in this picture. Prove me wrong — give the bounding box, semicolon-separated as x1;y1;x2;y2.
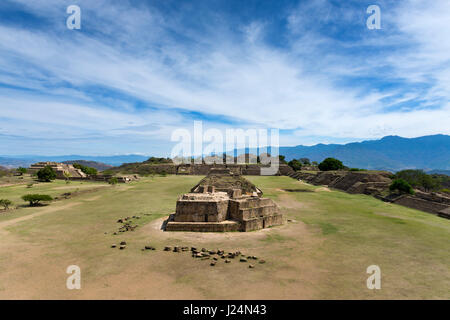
0;0;448;155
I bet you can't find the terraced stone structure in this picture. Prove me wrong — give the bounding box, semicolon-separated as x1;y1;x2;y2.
29;161;86;179
166;168;283;232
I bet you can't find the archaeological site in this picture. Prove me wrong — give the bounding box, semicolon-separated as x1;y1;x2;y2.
165;168;284;232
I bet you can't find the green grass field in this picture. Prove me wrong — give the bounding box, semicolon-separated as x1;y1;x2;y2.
0;175;448;299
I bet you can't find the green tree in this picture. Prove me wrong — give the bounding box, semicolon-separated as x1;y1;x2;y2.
108;177;119;185
288;159;302;171
395;169;441;192
37;166;56;182
389;179;414;195
419;174;440;192
0;199;13;210
278;155;287;164
318;158;345;171
16;167;27;175
299;158;310;165
21;194;53;206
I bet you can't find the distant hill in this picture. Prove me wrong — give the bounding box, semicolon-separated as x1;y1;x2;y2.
280;134;450;171
62;160;113;171
426;169;450;176
0;134;449;172
0;154;149;168
0;157;32;168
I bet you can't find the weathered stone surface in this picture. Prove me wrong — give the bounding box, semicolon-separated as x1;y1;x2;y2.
166;169;284;232
166;220;241;232
438;207;450;219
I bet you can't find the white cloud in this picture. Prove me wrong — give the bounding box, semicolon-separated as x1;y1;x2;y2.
0;0;448;154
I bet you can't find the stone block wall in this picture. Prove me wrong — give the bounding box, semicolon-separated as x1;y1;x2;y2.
228;197;282;231
174;194;229;222
165;221;240;232
392;195;448;215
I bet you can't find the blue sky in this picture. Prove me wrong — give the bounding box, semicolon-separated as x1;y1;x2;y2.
0;0;449;156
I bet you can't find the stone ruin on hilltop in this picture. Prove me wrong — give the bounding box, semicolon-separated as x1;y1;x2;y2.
165;168;284;232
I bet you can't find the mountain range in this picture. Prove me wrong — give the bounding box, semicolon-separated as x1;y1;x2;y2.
0;134;448;172
280;134;450;171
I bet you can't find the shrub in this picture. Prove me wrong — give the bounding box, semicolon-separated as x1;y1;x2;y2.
390;179;414;195
17;167;27;175
21;194;53;206
160;170;167;177
299;158;310;165
108;177;119;185
0;199;13;210
318;158;345;171
73;163;98;176
395;169;441;192
37;166;56;182
288;159;302;171
441;188;450;194
145;157;173;164
27;183;34;188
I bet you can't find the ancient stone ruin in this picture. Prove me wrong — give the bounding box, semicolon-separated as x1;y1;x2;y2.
29;161;86;179
165;168;283;232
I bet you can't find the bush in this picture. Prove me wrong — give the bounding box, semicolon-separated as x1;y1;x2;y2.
73;163;98;176
299;158;310;165
0;199;13;210
108;177;119;185
318;158;345;171
17;167;27;175
349;168;367;171
21;194;53;206
395;169;441;192
37;166;56;182
390;179;414;195
441;188;450;194
27;183;34;188
288;159;302;171
144;157;173;164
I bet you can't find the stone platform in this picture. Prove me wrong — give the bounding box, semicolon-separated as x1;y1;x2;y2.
164;169;284;232
165;220;240;232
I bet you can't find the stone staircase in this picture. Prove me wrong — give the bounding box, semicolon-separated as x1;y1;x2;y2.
286;171;302;180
